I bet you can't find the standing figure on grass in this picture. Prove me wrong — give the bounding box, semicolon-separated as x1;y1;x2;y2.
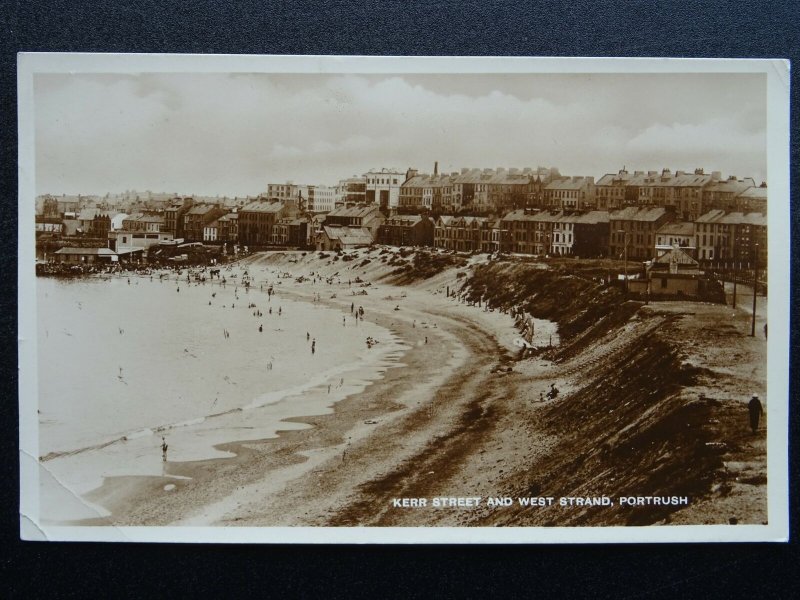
161;437;169;462
748;394;764;434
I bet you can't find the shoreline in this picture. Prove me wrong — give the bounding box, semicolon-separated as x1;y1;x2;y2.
44;248;766;528
76;257;518;526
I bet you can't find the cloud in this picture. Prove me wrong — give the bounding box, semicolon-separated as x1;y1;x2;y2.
33;73;767;196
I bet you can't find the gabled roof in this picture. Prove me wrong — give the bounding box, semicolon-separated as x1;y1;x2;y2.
558;210;611;225
663;173;713;188
77;208;110;221
502;210;564;223
545;177;593;191
653;246;699;267
703;179;756;194
384;214;425;226
610;207;668;222
656;221;694;236
327;205;379;219
737;186;768;200
323;226;373;246
241;200;285;213
187;204;218;215
695;210;766;226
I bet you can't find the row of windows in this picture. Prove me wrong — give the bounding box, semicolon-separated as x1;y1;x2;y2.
549;190;584;198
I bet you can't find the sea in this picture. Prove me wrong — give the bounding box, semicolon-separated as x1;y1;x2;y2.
35;270;405;522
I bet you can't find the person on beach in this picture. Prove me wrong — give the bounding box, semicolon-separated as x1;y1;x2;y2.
764;322;768;340
259;324;263;332
161;437;168;462
311;339;316;355
307;332;310;341
748;394;764;433
343;316;346;327
351;302;354;314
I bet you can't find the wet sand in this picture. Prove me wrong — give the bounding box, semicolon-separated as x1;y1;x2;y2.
83;258;521;526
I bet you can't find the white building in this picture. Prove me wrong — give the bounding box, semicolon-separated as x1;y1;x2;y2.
113;230;174;254
309;186;337;213
203;220;219;242
364;168;404;210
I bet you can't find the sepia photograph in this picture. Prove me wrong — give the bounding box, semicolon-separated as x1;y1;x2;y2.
17;55;789;543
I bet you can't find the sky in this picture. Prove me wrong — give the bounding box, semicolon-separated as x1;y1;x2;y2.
33;72;767;197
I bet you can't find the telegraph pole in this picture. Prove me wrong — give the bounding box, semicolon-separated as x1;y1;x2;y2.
624;232;629;293
750;244;759;337
731;247;738;309
617;230;629;293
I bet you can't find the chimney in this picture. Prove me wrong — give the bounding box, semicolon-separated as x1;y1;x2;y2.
523;167;532;173
483;168;492;174
461;168;469;174
712;171;721;180
728;175;737;181
760;181;767;188
648;170;657;176
509;168;519;174
676;170;685;176
634;170;643;176
434;161;439;176
496;167;505;173
694;168;704;175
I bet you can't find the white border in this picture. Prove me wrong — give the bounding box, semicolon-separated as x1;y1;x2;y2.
18;54;790;544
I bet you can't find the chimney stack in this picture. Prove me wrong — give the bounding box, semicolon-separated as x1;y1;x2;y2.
434;161;439;176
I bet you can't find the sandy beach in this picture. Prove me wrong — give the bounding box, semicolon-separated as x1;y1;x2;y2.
49;246;767;528
76;250;524;526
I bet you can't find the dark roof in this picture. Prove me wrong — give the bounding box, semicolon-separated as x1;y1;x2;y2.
610;207;668;222
241;200;284;214
384;215;425;225
656;221;694;236
327;205;380;219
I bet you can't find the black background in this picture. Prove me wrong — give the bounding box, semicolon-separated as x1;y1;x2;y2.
1;1;797;597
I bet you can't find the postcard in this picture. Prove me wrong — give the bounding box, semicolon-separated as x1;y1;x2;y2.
18;54;789;543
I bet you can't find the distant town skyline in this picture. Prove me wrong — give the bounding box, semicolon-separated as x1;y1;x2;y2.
34;72;767;197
